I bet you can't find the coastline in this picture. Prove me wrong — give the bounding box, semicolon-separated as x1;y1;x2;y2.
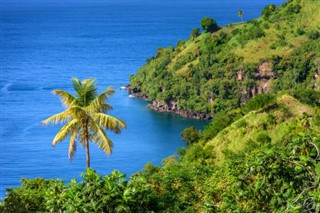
126;86;213;120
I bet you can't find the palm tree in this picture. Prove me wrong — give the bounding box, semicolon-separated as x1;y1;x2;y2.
42;78;126;169
238;9;244;23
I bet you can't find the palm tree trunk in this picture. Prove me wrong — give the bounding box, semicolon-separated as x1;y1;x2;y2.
84;120;90;168
85;137;90;168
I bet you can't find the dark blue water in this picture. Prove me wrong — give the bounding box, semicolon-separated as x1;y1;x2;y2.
0;0;284;199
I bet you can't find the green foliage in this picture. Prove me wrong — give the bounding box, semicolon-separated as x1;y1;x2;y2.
2;1;320;212
256;132;271;143
42;78;126;169
262;4;276;17
130;0;319;118
242;94;275;113
190;28;200;40
201;111;235;141
200;17;218;32
290;88;320;107
308;30;320;40
1;98;320;212
286;2;301;14
180;126;200;145
1;178;62;212
296;28;305;35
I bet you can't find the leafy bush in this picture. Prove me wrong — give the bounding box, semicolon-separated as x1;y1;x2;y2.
200;17;219;32
1;178;61;212
242;94;275;113
202;111;234;141
286;3;301;14
262;4;276;17
296;28;305;35
190;28;200;40
290;88;320;107
256;132;271;143
180;126;200;145
308;30;320;40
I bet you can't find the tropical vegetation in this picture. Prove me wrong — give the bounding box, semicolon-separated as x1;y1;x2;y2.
130;0;320;116
1;0;320;212
42;78;126;168
1;95;320;212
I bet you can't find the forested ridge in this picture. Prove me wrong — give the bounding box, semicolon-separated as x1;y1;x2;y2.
1;0;320;212
130;0;320;117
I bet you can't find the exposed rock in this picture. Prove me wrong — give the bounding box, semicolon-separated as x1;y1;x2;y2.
240;88;253;103
147;99;212;120
239;62;276;102
127;86;150;101
255;62;275;79
127;85;212;120
314;61;320;91
253;62;275;95
236;69;244;81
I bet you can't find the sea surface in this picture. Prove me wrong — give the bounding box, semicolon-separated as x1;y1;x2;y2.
0;0;284;199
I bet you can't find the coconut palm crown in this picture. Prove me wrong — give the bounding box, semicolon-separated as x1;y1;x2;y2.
42;78;126;168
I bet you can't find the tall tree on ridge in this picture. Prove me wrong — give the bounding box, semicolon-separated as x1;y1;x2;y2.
238;9;244;22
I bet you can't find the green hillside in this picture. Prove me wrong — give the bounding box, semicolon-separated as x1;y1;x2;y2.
130;0;320;116
206;95;317;165
1;0;320;212
2;95;319;212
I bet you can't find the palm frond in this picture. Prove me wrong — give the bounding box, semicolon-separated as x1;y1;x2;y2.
86;88;114;112
72;77;82;95
82;78;97;104
68;129;78;161
52;90;77;108
68;106;89;119
90;122;113;155
42;110;71;125
52;119;78;146
93;113;126;133
92;103;113;113
72;78;97;106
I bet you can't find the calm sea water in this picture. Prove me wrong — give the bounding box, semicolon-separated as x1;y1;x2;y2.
0;0;284;199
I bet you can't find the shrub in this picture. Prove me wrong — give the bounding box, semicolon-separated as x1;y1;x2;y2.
200;17;219;33
256;132;271;143
286;3;301;14
296;28;305;35
308;30;320;40
202;111;234;141
290;88;320;107
242;94;275;113
190;28;200;40
262;4;276;17
180;126;200;145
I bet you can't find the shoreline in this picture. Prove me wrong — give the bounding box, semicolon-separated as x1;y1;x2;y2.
126;86;213;120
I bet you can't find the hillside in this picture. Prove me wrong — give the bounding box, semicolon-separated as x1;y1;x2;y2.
206;95;317;165
130;0;320;118
2;95;319;212
1;0;320;212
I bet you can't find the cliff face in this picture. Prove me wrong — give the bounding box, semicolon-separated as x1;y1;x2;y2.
239;62;276;102
147;100;212;120
128;87;212;120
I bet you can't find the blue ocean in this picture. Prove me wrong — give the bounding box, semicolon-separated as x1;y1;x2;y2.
0;0;284;198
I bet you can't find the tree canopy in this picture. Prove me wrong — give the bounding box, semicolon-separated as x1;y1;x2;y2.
200;17;219;32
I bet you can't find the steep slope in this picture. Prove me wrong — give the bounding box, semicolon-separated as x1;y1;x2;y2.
206;95;317;165
130;0;320;118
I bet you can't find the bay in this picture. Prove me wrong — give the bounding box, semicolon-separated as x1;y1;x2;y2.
0;0;284;199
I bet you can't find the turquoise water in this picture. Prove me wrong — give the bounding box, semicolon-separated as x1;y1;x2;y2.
0;0;284;198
